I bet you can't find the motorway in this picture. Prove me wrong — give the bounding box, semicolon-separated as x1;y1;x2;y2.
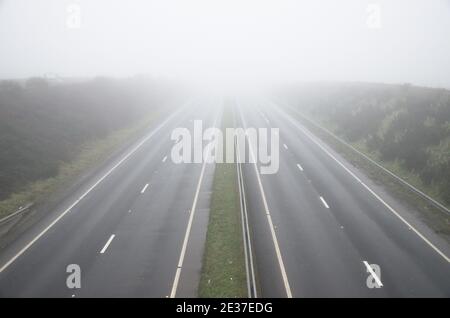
0;99;220;297
0;97;449;297
237;99;450;297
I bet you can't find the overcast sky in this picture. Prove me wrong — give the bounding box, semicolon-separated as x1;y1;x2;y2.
1;0;450;88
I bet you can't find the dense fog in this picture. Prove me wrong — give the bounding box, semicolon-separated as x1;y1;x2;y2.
1;0;450;89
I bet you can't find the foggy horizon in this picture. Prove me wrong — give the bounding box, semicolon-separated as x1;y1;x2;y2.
1;0;450;302
1;0;450;90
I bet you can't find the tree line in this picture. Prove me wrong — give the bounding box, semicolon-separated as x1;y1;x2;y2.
0;77;178;201
282;82;450;205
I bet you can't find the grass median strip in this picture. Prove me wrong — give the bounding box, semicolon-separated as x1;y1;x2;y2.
198;104;247;298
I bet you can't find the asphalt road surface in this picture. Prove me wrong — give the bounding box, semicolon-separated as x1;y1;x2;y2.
0;97;449;297
0;99;219;297
236;99;450;297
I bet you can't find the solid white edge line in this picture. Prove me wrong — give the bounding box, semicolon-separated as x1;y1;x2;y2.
319;196;330;209
141;183;149;194
236;140;252;297
363;261;383;287
100;234;115;254
0;104;188;273
235;124;258;298
238;104;293;298
259;110;270;124
241;167;258;298
169;115;219;298
273;103;450;263
296;164;304;171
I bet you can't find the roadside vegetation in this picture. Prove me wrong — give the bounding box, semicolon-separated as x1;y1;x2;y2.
0;77;177;219
280;82;450;235
199;102;247;298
